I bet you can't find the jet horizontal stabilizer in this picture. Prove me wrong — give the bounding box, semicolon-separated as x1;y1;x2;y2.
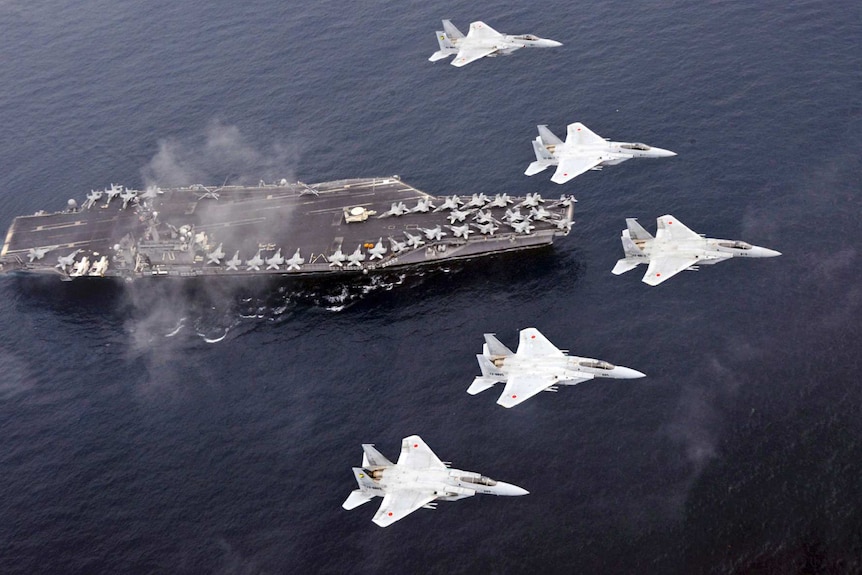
468;376;499;395
612;258;641;275
342;490;374;510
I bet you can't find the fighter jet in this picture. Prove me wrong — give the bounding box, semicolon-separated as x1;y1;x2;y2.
510;219;535;234
379;202;409;218
89;256;109;276
465;193;489;208
27;247;51;262
429;20;562;68
119;188;138;209
328;247;347;267
245;250;264;271
447;209;470;224
342;435;528;527
285;248;305;271
420;226;446;241
225;251;241;271
489;193;513;208
469;327;645;408
83;190;103;209
55;250;82;272
368;239;387;260
525;123;676;184
472;210;494;224
69;256;91;277
389;237;409;254
104;183;123;205
411;198;435;213
433;195;462;212
404;232;425;249
611;215;782;286
448;224;472;239
473;221;499;235
266;249;285;270
206;243;226;265
520;193;544;208
347;245;366;268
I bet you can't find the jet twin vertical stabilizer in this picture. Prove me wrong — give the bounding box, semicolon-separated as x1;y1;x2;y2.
361;444;394;468
483;333;513;358
537;125;563;146
625;218;654;241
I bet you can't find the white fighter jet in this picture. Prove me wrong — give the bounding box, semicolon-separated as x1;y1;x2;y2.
612;215;782;286
342;435;528;527
266;249;285;270
347;246;366;268
55;249;82;272
206;243;226;265
89;256;109;276
245;251;264;271
328;247;347;267
448;224;472;239
429;20;562;67
404;232;425;249
368;239;387;260
225;251;241;271
469;327;645;408
285;248;305;271
525;122;676;184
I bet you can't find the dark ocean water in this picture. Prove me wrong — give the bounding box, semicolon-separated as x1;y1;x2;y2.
1;0;860;573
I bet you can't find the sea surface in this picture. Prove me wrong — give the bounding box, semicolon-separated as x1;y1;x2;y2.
0;1;860;573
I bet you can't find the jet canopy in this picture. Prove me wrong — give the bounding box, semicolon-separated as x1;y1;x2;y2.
460;475;497;487
514;34;540;41
620;143;651;151
578;359;615;370
718;241;753;250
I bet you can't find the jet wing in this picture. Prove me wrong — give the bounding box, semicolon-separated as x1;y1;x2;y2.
466;21;503;40
451;45;499;67
516;327;565;357
550;154;604;184
397;435;447;470
372;491;438;527
642;256;700;286
655;215;701;242
566;122;607;147
497;373;592;408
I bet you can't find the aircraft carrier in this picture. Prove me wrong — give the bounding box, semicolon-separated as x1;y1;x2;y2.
0;177;574;281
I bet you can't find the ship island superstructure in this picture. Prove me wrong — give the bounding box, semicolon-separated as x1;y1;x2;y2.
0;177;574;280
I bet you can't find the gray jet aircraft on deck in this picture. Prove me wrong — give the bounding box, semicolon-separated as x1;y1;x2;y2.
429;20;562;67
525;122;676;184
469;328;645;408
342;435;528;527
612;215;782;286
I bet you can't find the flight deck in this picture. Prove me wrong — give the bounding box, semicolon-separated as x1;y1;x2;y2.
0;177;574;280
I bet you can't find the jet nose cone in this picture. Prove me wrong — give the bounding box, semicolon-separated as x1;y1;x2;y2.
542;40;563;48
654;147;677;157
615;366;647;379
495;482;529;496
752;246;782;258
